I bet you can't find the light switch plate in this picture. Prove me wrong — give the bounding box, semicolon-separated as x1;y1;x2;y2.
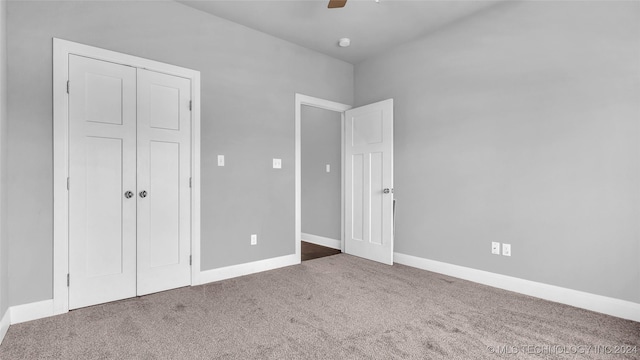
217;155;225;167
502;243;511;256
273;158;282;169
326;164;331;173
491;242;500;255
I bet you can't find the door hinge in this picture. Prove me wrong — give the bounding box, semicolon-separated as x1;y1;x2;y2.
189;100;192;111
66;80;69;94
189;177;192;188
67;177;70;190
189;255;192;266
67;273;70;287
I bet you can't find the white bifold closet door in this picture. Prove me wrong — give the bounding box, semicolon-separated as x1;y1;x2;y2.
68;54;191;310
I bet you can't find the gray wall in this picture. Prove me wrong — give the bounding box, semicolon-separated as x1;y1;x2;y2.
0;0;9;318
6;0;353;306
301;105;341;240
355;1;640;303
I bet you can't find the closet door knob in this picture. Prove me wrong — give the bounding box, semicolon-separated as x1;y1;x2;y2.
139;190;147;198
124;191;134;199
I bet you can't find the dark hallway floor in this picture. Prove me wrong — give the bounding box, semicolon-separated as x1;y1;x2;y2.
301;241;341;261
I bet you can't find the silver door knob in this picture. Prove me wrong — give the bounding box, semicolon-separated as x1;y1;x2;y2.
383;188;391;194
139;190;147;198
124;191;133;199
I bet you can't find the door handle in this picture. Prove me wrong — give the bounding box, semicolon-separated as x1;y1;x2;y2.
124;191;134;199
139;190;147;198
383;188;393;194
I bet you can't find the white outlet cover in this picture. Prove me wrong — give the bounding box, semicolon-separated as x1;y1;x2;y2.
502;243;511;256
273;158;282;169
217;155;225;166
491;242;500;255
251;234;257;245
326;164;331;173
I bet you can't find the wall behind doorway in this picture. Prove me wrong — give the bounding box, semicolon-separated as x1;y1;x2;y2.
301;106;342;241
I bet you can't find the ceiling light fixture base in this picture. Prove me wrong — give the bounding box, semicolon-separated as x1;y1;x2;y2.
338;38;351;47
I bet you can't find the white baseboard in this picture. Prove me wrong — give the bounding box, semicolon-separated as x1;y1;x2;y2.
0;308;10;345
4;255;299;326
196;254;299;286
394;252;640;323
10;299;54;325
301;233;341;250
5;255;299;325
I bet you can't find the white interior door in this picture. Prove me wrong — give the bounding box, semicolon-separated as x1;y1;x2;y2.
344;99;394;265
136;69;192;295
68;55;138;309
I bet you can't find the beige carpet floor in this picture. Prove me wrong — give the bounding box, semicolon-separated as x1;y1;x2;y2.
0;254;638;359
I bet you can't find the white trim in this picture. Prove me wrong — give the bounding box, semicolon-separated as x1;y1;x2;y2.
196;254;298;285
52;38;69;315
394;252;640;323
295;94;351;261
0;308;9;344
53;38;201;315
190;67;202;287
301;233;341;250
10;299;54;325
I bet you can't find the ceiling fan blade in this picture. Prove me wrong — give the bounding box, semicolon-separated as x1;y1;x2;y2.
328;0;347;9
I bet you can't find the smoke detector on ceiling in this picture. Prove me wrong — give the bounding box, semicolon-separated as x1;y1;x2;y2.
338;38;351;47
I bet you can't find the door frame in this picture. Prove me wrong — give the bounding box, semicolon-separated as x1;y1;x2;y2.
53;38;201;315
294;94;351;261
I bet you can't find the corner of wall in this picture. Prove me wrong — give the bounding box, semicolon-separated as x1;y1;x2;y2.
0;308;9;345
0;0;10;343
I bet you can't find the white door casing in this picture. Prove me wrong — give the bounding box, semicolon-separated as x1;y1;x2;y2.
344;99;394;265
294;94;351;261
68;55;138;309
54;38;201;314
136;69;192;295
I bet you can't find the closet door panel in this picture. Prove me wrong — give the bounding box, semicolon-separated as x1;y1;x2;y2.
68;55;137;310
136;69;192;296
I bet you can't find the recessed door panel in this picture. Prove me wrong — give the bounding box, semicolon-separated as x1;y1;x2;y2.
149;141;181;268
85;73;124;125
84;137;124;277
352;153;364;242
353;111;383;146
369;152;384;246
149;84;180;130
68;55;137;310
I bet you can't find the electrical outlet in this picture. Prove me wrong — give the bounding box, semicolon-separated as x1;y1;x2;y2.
502;243;511;256
217;155;225;166
326;164;331;173
273;159;282;169
491;242;500;255
251;234;257;245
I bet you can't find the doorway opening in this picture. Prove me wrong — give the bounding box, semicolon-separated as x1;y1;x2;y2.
300;104;343;261
295;94;395;265
295;95;350;262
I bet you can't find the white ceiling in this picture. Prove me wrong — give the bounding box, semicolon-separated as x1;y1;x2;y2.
178;0;502;64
